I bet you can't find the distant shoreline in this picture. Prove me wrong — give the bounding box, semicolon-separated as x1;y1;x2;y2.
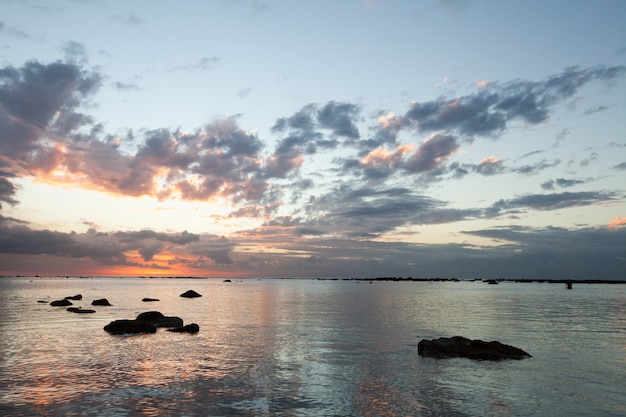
4;275;624;284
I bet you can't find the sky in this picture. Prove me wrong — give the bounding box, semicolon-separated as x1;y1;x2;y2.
1;0;625;279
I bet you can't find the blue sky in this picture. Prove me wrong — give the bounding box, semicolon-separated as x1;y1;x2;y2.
1;0;625;278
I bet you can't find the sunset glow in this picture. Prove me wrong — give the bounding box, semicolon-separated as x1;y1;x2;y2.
1;1;625;279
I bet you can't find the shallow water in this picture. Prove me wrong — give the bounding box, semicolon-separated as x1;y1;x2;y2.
0;277;624;416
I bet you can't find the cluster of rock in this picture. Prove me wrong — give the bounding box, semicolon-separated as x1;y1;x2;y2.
44;289;202;336
103;290;202;335
46;294;113;313
418;336;531;360
104;311;199;335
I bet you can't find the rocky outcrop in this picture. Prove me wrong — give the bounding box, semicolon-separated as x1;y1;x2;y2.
180;289;202;298
104;319;157;335
51;299;73;306
135;311;183;328
418;336;531;360
92;298;112;306
167;323;200;333
67;307;96;314
142;298;160;302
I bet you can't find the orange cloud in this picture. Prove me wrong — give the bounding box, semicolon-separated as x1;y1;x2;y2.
608;216;626;229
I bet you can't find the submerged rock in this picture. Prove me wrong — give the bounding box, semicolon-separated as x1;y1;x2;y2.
104;319;157;335
136;311;183;328
167;323;200;333
418;336;531;360
50;299;73;307
142;297;160;302
180;289;202;298
67;307;96;314
92;298;113;306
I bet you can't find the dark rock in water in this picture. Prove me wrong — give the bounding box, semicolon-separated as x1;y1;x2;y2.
142;297;160;302
180;289;202;298
167;323;199;333
92;298;113;306
418;336;531;360
223;279;231;283
37;300;48;303
67;307;96;314
104;319;156;335
136;311;165;322
51;299;73;306
136;311;183;328
64;294;82;300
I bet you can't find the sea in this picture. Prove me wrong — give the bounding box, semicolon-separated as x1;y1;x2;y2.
0;276;624;417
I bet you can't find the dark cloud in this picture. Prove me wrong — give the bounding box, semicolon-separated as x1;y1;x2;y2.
0;170;18;207
404;134;459;173
0;219;228;269
540;178;588;191
317;101;360;140
614;162;626;171
305;185;479;238
402;65;626;138
488;191;617;216
513;159;560;175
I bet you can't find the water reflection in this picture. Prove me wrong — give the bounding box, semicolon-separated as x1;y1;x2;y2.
1;278;625;416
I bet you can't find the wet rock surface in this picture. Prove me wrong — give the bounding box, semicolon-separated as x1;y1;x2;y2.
418;336;531;360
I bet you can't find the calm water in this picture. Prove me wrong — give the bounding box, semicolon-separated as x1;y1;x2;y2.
0;277;624;416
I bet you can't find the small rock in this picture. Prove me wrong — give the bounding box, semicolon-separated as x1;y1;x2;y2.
51;299;73;307
67;307;96;314
180;289;202;298
167;323;200;333
142;297;160;302
92;298;113;306
64;294;82;300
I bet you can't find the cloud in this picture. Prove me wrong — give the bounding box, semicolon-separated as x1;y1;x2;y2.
0;21;30;40
169;56;222;72
474;156;504;176
541;177;586;190
404;134;459;173
608;217;626;229
0;216;231;269
614;162;626;171
402;65;626;138
487;191;617;216
583;105;609;115
513;159;561;175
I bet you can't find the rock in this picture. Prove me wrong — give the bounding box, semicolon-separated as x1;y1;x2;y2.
51;299;73;306
67;307;96;314
142;298;160;302
136;311;183;328
418;336;531;360
167;323;199;333
37;300;48;303
180;289;202;298
64;294;83;300
104;319;157;335
223;279;231;283
92;298;113;306
136;311;165;322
